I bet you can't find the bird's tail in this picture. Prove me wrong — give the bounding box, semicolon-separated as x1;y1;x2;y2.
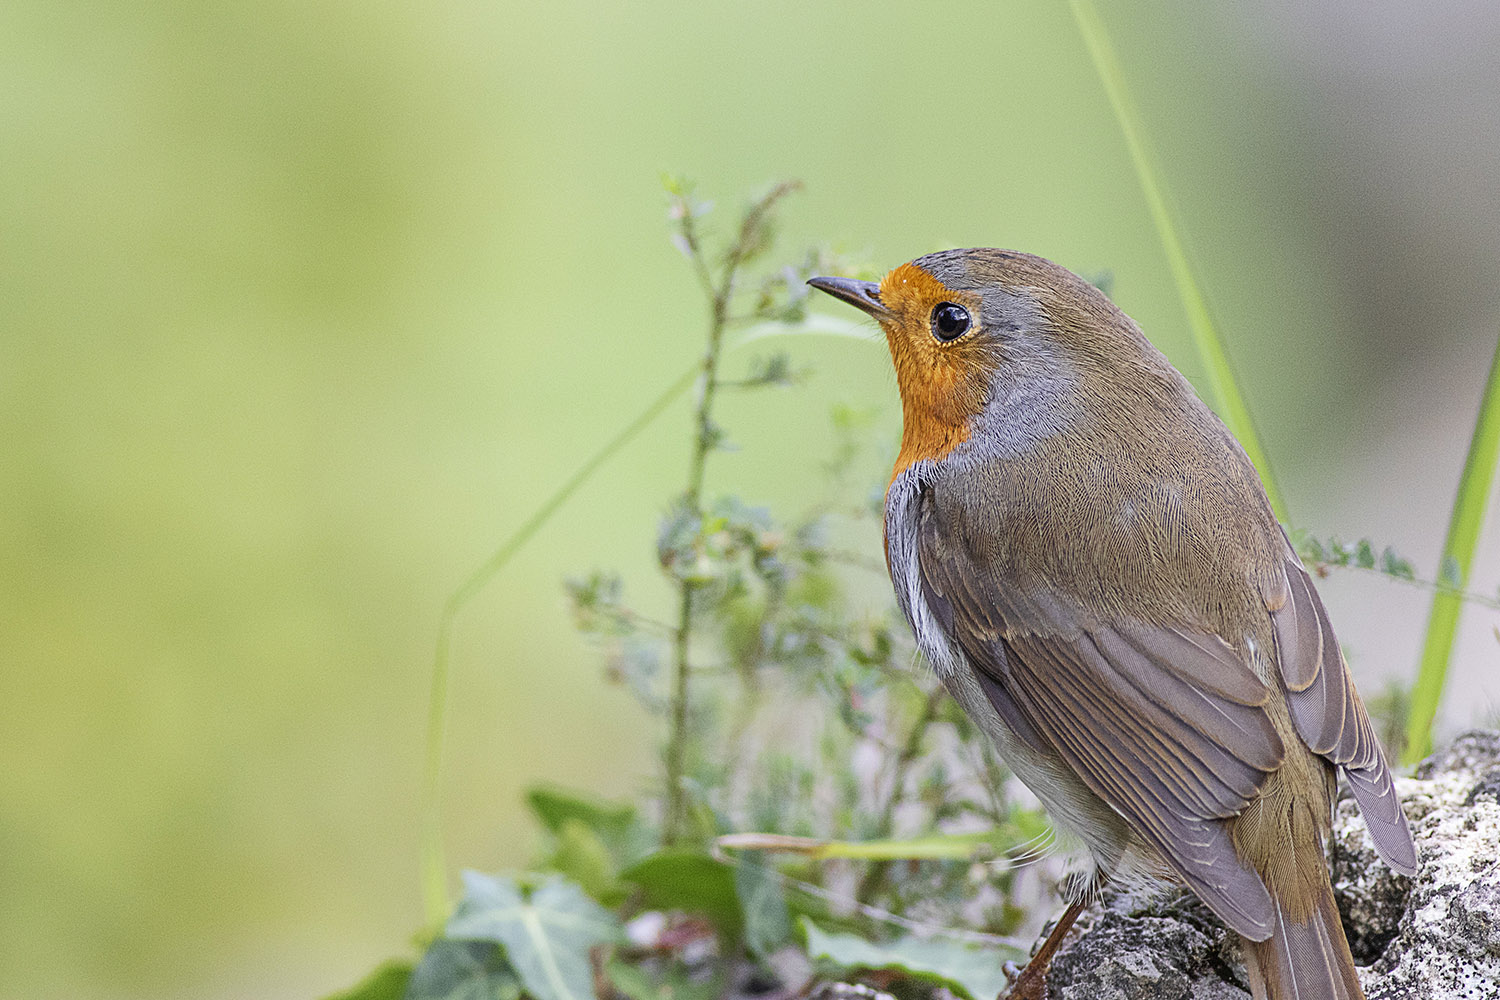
1241;877;1363;1000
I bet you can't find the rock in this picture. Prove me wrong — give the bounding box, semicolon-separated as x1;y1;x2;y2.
809;984;899;1000
1037;730;1500;1000
1043;891;1249;999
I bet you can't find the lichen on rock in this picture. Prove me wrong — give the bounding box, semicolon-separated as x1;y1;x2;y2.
1034;729;1500;1000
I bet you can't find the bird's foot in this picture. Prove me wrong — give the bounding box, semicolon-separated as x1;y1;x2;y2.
998;959;1048;1000
994;899;1086;1000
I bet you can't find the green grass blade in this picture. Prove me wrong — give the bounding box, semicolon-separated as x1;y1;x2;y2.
1068;0;1286;520
1403;335;1500;765
420;365;697;925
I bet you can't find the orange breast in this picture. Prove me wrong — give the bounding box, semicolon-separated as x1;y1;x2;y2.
877;264;993;483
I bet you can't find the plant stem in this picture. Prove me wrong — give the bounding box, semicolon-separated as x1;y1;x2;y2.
663;182;800;845
856;685;945;901
1403;333;1500;765
663;592;698;843
662;241;734;845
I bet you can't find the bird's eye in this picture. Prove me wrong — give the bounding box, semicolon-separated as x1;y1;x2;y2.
930;302;971;341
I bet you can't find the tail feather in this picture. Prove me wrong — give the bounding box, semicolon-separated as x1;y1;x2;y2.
1242;886;1363;1000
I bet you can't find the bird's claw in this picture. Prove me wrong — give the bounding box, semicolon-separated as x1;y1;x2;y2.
998;968;1048;1000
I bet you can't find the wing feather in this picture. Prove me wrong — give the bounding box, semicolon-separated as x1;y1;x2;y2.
1269;558;1418;875
914;501;1282;938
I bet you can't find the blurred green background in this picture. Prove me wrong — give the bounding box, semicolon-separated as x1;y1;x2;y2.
3;2;1497;998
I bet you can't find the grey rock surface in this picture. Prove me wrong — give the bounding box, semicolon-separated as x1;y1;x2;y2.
1035;730;1500;1000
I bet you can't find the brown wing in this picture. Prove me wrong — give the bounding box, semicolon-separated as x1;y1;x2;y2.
1268;557;1418;875
915;502;1285;940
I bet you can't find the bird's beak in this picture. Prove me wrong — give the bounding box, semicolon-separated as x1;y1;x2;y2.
806;276;893;321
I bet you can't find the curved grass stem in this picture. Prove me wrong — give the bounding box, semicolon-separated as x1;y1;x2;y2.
419;365;696;925
1068;0;1286;520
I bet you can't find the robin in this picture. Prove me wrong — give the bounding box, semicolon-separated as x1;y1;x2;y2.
808;250;1416;1000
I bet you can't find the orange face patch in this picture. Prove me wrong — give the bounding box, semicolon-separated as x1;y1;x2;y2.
877;263;994;480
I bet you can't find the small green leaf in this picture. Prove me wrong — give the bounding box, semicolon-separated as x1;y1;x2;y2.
549;819;624;905
733;851;792;957
446;872;619;1000
526;785;646;859
406;940;521;1000
800;919;1019;1000
620;850;743;937
320;960;412;1000
1379;547;1416;581
1293;530;1327;566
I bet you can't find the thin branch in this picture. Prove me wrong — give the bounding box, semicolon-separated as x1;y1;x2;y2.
663;181;802;845
856;685;946;902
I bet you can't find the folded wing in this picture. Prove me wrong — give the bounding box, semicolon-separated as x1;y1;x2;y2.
916;505;1286;940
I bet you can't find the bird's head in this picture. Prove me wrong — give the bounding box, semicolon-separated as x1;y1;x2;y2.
809;248;1136;477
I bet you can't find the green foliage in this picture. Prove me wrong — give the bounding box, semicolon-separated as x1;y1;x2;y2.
620;852;744;938
603;958;724;1000
800;919;1021;1000
445;872;620;1000
527;786;654;874
1291;530;1416;581
407;941;521;1000
732;851;794;958
1289;529;1500;614
347;183;1041;1000
329;176;1491;1000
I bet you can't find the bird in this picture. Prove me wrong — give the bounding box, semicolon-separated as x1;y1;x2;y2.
807;250;1417;1000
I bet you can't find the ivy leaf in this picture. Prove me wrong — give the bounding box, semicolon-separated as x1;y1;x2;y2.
446;872;619;1000
733;850;792;957
319;960;412;1000
526;785;651;867
800;918;1019;1000
620;850;743;937
527;785;638;840
406;940;521;1000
